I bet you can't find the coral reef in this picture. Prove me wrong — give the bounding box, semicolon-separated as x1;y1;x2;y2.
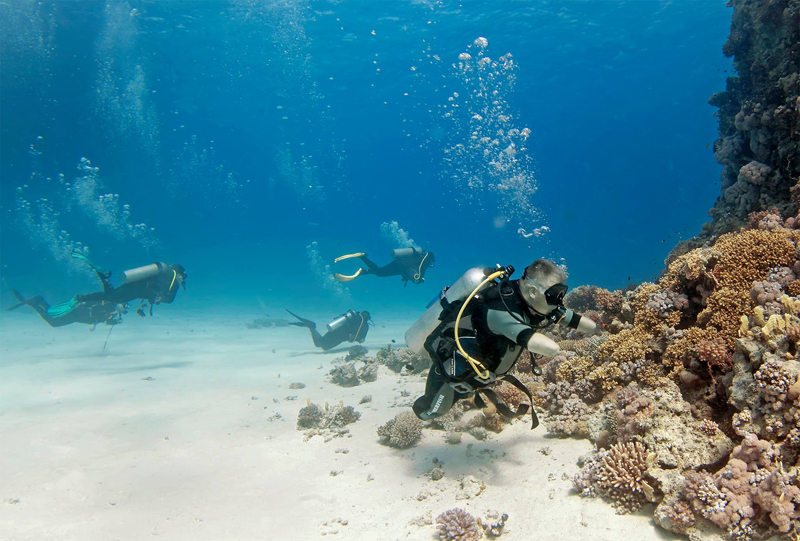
345;345;369;361
574;441;656;514
328;362;360;387
375;346;431;373
552;3;800;537
701;0;800;239
296;400;361;442
377;411;423;449
435;508;482;541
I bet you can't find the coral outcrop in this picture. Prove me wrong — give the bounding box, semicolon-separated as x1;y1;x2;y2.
700;0;800;240
377;411;423;449
296;400;361;442
376;345;431;373
435;508;482;541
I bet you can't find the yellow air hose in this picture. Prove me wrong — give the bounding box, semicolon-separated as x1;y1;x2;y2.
454;269;505;380
413;252;430;281
169;270;178;291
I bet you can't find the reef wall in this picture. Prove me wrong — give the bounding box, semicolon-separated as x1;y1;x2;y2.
701;0;799;240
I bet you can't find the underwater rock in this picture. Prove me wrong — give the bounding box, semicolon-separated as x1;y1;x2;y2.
375;345;431;373
376;412;423;449
328;362;359;387
356;361;378;383
701;0;800;238
296;400;361;442
345;345;368;361
455;475;485;501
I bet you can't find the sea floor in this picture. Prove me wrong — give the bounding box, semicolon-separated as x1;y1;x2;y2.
0;312;680;540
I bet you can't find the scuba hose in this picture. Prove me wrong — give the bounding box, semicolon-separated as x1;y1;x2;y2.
453;269;507;380
413;252;430;282
169;270;178;292
354;313;366;340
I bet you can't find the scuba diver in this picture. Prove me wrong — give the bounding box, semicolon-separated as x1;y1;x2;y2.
286;309;371;351
404;259;596;429
7;251;187;328
333;247;435;286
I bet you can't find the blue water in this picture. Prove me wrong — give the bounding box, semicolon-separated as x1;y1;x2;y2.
0;0;732;324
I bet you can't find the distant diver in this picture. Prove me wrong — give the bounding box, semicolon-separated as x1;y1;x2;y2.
286;309;371;351
7;251;187;328
405;259;596;428
333;247;435;286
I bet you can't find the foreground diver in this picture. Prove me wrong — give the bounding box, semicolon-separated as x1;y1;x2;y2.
405;259;596;428
7;252;187;328
333;247;435;286
286;309;371;351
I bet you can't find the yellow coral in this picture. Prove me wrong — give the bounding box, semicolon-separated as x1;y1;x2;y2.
556;355;594;383
739;315;751;337
780;294;800;316
712;230;795;291
588;363;624;392
753;306;766;326
761;313;800;339
697;287;752;348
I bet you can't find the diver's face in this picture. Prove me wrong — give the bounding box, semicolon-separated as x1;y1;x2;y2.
521;275;564;314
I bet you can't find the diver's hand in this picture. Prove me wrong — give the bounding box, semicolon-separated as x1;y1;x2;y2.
526;332;560;357
577;317;597;334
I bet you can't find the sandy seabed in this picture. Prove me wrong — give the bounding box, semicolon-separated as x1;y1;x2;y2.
0;312;679;541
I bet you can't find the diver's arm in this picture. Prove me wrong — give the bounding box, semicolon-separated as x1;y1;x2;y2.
487;309;561;357
557;309;597;334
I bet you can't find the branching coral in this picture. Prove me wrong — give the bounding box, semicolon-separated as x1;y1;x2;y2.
377;411;423;449
435;508;482;541
574;441;655;514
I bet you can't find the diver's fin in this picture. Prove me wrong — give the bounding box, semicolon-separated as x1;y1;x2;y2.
285;309;316;329
71;250;107;275
334;268;364;282
7;289;31;311
334;252;366;263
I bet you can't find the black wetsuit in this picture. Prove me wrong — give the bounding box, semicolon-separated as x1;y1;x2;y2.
413;280;583;422
9;258;184;327
359;250;435;285
287;310;371;351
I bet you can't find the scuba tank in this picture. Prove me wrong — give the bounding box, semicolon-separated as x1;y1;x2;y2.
404;267;488;356
390;246;423;259
121;262;168;284
327;310;360;332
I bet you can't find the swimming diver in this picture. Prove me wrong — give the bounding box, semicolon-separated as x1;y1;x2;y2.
286;309;371;351
7;251;187;328
405;259;596;428
333;247;435;286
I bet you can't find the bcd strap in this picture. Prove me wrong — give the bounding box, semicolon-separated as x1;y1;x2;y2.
474;374;539;429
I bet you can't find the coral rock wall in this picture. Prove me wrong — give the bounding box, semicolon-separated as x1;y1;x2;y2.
703;0;800;239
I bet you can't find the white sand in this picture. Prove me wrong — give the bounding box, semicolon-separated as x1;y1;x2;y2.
0;312;679;540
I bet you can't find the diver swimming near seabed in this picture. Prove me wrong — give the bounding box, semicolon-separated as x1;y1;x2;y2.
405;259;597;428
333;247;435;286
7;251;187;328
286;308;372;351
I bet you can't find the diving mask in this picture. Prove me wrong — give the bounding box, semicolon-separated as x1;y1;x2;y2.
520;273;568;314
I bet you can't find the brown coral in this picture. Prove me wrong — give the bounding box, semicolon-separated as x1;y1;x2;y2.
696;336;733;372
580;441;655;514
